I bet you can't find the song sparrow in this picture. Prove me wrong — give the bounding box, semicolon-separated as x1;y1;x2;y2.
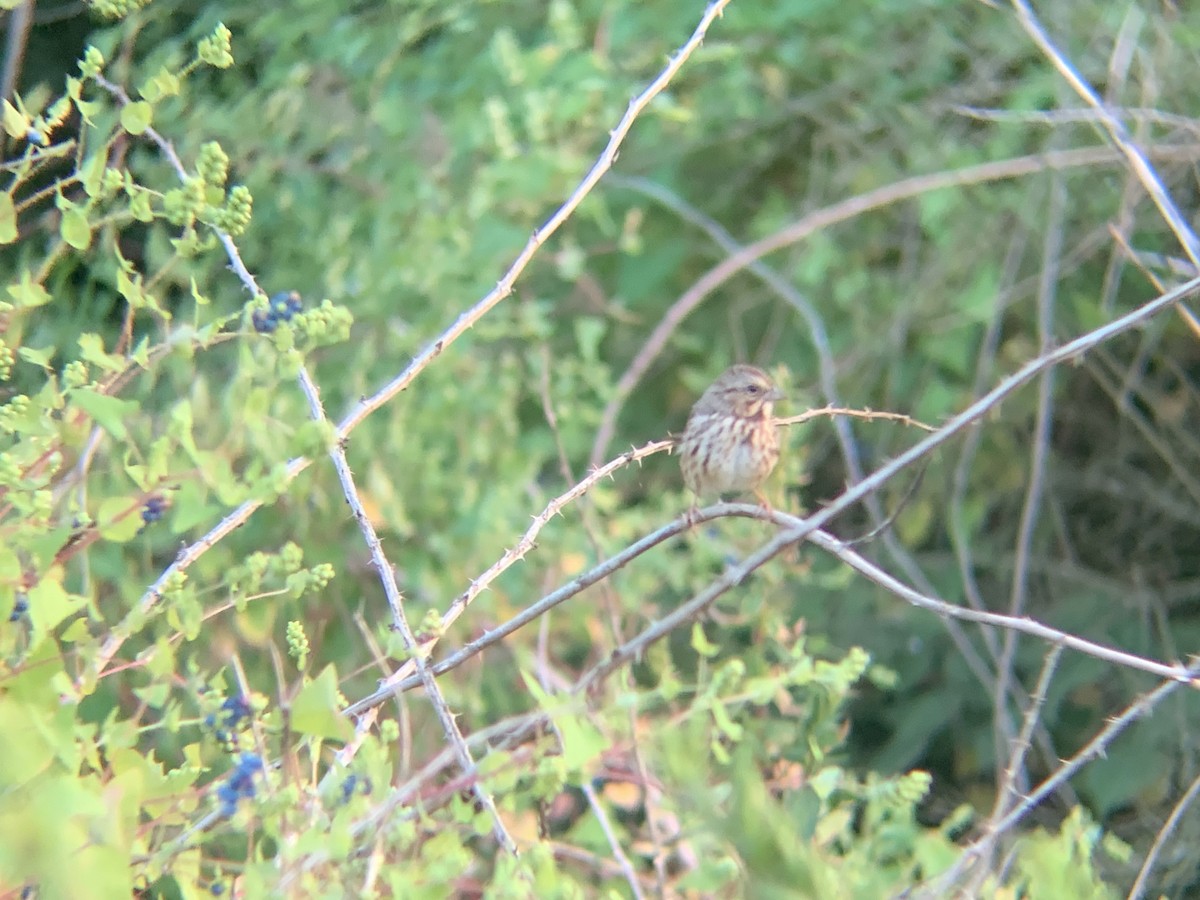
679;364;783;506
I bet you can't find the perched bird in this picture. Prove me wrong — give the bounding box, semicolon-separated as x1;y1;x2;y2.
678;364;783;507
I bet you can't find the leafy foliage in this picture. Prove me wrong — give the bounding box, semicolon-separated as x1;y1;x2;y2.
2;0;1199;896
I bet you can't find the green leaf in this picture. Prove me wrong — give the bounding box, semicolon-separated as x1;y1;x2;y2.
190;276;210;305
28;579;85;633
0;699;56;787
523;674;606;771
6;271;51;307
130;335;152;365
691;621;720;657
60;619;91;643
80;154;108;199
1078;729;1170;819
0;192;15;243
711;701;744;742
573;317;606;364
25;524;75;570
167;591;203;641
6;636;65;707
97;496;143;543
60;208;92;250
71;389;136;439
171;480;215;533
139;67;181;104
116;266;145;306
1;98;26;138
76;334;126;372
74;96;101;122
145;434;172;483
128;188;154;222
291;665;354;741
0;546;19;581
120;101;153;135
17;346;54;368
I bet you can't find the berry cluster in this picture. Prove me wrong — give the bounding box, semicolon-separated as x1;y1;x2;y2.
251;291;303;334
339;773;373;805
198;23;234;70
142;495;167;525
8;595;28;622
204;694;252;746
216;752;263;818
197;141;230;188
91;0;152;18
216;185;253;236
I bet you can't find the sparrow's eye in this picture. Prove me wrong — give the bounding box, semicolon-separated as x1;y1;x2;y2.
745;384;761;394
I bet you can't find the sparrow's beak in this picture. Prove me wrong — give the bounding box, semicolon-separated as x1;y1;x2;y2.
766;387;785;402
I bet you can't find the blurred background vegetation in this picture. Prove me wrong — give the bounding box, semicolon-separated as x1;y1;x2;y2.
4;0;1200;896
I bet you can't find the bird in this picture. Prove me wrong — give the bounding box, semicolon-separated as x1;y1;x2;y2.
678;364;783;509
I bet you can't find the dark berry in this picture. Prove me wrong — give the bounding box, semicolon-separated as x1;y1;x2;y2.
142;496;166;524
269;290;302;322
216;752;264;815
216;782;240;810
211;885;225;896
238;752;264;773
340;774;358;804
251;308;278;333
221;694;251;727
9;596;28;622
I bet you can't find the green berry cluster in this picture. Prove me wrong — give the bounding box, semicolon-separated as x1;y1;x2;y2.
161;570;189;599
163;177;207;227
279;541;304;572
127;186;154;222
213;185;252;236
226;544;332;599
285;562;334;598
418;608;445;640
0;394;31;433
189;142;251;236
196;141;229;187
0;453;20;486
295;299;354;344
30;490;53;520
286;620;310;668
239;551;273;591
98;167;125;200
198;24;234;69
308;563;334;589
63;360;90;389
89;0;152;20
0;344;13;380
79;46;105;78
